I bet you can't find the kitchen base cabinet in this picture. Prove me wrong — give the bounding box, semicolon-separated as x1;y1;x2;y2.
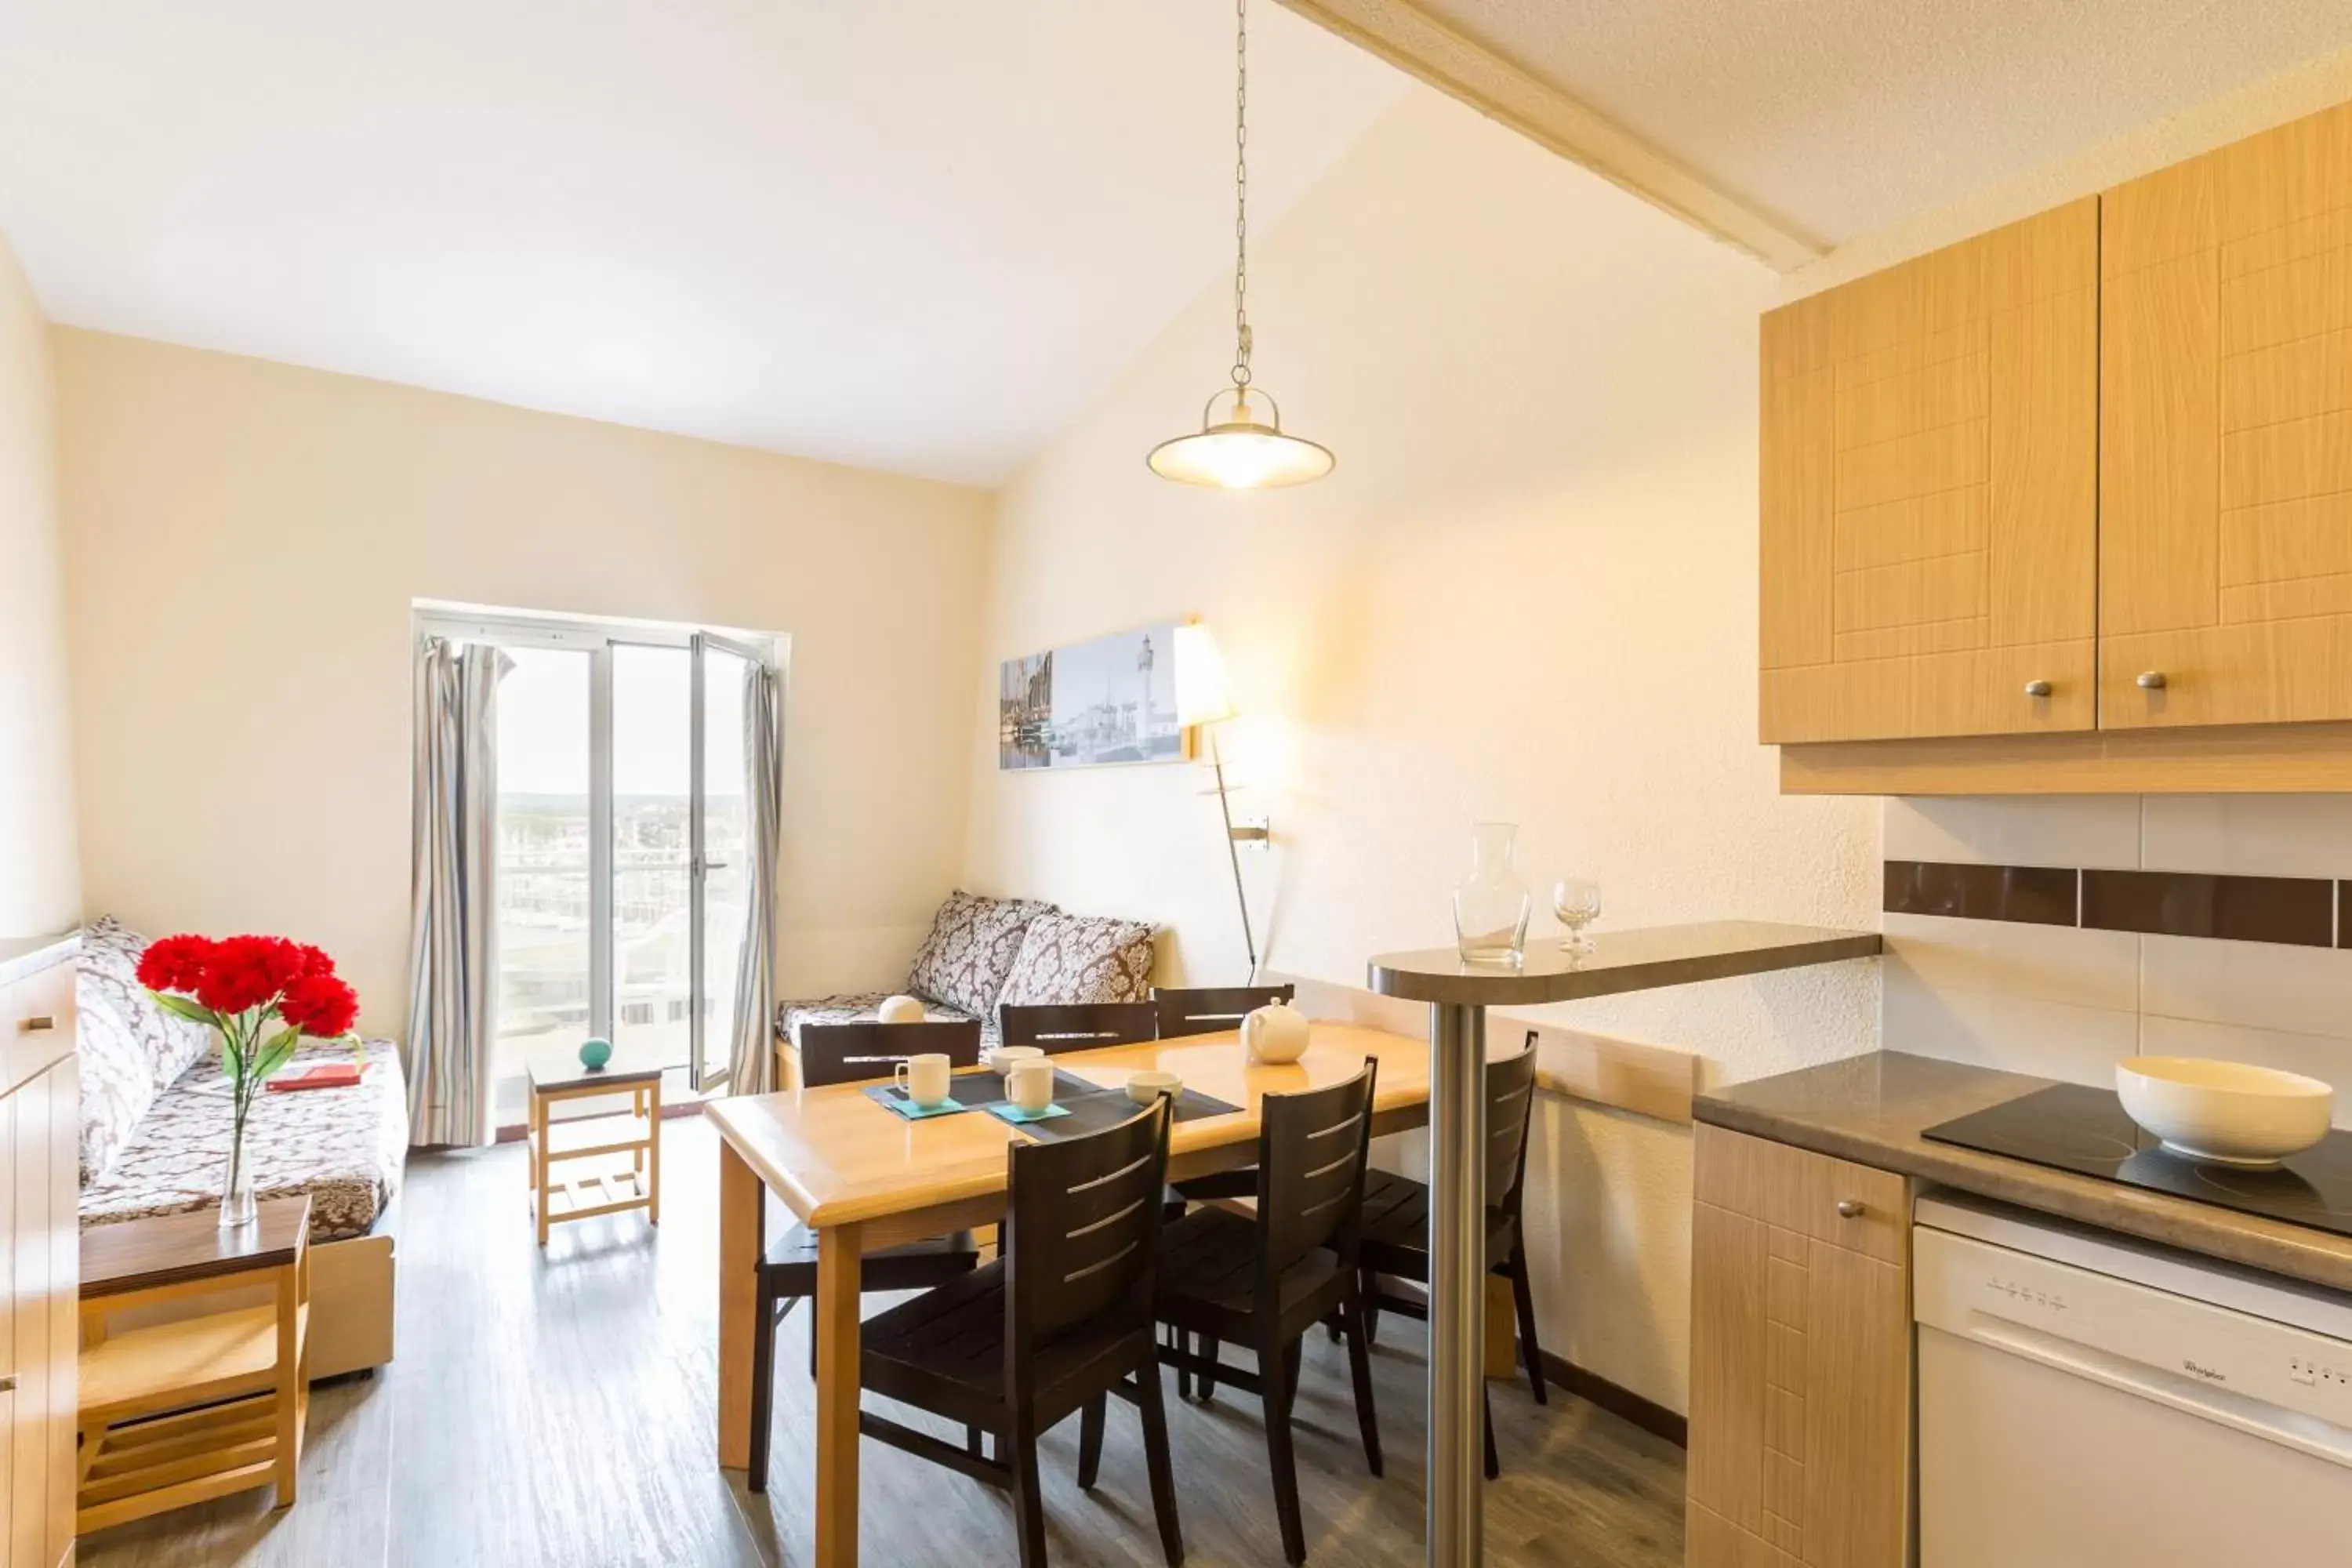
1687;1125;1914;1568
2;949;79;1568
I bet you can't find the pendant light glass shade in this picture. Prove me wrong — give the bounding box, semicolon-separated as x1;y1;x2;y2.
1148;390;1334;490
1149;0;1332;491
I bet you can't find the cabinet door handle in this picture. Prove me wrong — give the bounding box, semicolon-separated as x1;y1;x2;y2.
16;1015;54;1033
2136;670;2168;690
1835;1199;1866;1219
0;1374;15;1393
2023;680;2052;698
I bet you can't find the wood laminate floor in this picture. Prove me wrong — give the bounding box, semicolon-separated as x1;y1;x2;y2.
80;1116;1685;1567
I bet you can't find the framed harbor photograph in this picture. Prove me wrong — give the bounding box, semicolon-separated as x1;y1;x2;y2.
999;620;1190;770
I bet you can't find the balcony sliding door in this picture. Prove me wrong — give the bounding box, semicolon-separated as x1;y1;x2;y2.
430;611;773;1111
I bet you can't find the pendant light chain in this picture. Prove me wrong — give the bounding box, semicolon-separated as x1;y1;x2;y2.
1231;0;1251;390
1142;0;1330;486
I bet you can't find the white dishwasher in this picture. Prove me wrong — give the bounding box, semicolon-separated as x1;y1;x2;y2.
1913;1192;2352;1566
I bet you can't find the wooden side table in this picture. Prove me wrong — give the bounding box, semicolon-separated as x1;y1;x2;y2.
75;1196;312;1533
527;1055;663;1246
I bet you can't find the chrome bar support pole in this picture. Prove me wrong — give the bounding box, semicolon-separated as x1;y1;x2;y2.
1426;1000;1486;1566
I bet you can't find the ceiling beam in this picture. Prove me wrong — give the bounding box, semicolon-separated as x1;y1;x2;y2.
1277;0;1824;272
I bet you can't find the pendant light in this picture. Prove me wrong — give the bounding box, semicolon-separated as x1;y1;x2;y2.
1147;0;1334;489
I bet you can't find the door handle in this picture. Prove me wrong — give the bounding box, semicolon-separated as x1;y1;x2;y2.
16;1016;54;1033
0;1374;14;1394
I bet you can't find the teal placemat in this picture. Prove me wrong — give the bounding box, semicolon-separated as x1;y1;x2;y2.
862;1084;984;1120
984;1101;1073;1125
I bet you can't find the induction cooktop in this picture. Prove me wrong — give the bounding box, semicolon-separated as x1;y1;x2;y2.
1922;1082;2352;1240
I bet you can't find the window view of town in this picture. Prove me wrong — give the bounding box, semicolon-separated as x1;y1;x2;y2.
492;643;750;1083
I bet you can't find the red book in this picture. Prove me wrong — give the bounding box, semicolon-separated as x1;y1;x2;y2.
267;1062;364;1092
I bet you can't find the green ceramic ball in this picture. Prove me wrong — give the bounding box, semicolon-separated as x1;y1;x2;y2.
578;1036;613;1069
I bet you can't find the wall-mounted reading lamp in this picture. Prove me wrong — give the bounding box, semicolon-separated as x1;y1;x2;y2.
1174;623;1267;982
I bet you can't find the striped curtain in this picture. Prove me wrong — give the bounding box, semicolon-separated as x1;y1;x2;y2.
404;637;510;1147
726;658;784;1095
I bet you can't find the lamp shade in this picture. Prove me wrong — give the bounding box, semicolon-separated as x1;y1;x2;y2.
1173;623;1237;728
1148;390;1334;490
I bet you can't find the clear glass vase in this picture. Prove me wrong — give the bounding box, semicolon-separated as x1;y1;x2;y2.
1453;822;1532;965
219;1120;257;1229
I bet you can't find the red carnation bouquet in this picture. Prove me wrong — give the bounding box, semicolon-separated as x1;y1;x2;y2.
138;934;362;1228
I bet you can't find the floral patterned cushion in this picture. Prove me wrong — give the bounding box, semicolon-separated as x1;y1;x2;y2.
74;916;218;1184
775;993;995;1051
901;890;1054;1018
78;1036;409;1243
996;911;1158;1008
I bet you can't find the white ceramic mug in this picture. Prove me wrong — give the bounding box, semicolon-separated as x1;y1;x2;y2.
1007;1056;1056;1115
1127;1069;1182;1106
1241;1001;1311;1065
987;1044;1045;1076
895;1052;953;1109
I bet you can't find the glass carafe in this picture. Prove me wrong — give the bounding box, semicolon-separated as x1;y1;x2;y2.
1452;822;1531;965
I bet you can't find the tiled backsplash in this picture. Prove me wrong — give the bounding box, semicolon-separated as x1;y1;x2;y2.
1882;796;2352;1126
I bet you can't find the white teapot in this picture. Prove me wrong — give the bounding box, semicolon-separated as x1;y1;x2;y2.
1241;1000;1311;1065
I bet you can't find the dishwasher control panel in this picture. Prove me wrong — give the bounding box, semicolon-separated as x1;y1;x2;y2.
1915;1223;2352;1440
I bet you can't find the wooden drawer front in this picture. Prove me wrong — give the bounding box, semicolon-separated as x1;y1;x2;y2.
2103;99;2352;728
1760;198;2099;743
1694;1125;1907;1265
1;964;75;1101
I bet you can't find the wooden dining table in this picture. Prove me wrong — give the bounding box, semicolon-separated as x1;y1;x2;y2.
706;1021;1446;1567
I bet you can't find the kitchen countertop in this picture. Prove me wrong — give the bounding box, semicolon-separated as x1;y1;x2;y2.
1370;920;1880;1005
0;931;79;989
1697;1050;2352;1295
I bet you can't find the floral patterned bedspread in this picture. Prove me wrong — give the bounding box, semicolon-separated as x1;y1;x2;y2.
79;1036;409;1242
775;993;996;1051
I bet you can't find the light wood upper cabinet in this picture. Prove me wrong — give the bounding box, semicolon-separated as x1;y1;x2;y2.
1759;200;2100;744
1687;1126;1913;1568
2102;100;2352;728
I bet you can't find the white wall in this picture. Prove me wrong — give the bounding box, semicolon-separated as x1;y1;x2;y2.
963;88;1881;1414
1886;797;2352;1121
1779;44;2352;300
55;330;993;1033
0;230;78;937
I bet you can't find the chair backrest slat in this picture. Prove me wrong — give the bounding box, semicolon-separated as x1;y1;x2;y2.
1254;1058;1378;1284
1152;983;1295;1040
998;1001;1158;1054
797;1020;982;1087
1006;1098;1173;1357
1483;1047;1540;1214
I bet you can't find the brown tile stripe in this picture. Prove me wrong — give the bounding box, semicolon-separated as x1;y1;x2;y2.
1887;861;2346;948
2081;869;2335;949
1883;861;2078;926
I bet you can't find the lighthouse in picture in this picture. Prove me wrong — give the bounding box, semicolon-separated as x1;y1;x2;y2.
1137;632;1155;747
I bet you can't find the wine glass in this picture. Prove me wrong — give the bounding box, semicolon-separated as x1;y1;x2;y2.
1552;877;1601;955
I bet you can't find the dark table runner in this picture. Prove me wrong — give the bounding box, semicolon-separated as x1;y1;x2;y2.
864;1068;1239;1139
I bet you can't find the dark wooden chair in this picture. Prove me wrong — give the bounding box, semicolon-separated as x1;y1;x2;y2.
858;1098;1184;1568
795;1018;983;1083
998;1001;1157;1053
1352;1044;1543;1479
1153;1058;1381;1566
746;1018;987;1493
1149;983;1294;1039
